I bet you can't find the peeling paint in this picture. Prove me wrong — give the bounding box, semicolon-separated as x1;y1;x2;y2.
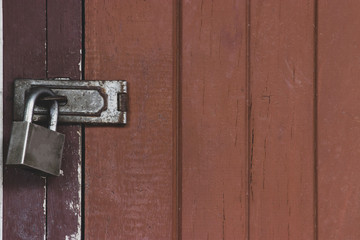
65;232;80;240
43;180;46;240
78;49;82;72
76;135;82;239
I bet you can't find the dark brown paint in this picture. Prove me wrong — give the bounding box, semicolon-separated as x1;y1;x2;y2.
3;0;47;239
181;0;248;238
4;1;360;239
85;1;176;239
3;0;82;239
249;1;316;239
318;1;360;239
46;0;82;239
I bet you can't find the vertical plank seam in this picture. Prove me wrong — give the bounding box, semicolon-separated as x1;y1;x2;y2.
81;1;86;239
45;0;48;79
44;178;47;240
81;0;85;81
246;0;252;239
0;0;3;238
174;0;182;239
45;1;49;239
313;0;319;239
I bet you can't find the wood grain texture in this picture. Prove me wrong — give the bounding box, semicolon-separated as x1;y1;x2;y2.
317;1;360;239
85;1;176;239
181;0;248;238
249;1;315;239
3;1;47;239
46;0;82;239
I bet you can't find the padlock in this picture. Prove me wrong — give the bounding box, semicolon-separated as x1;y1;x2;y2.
6;87;65;176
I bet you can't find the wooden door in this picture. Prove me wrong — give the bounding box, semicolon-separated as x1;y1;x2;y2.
3;0;360;239
3;0;82;239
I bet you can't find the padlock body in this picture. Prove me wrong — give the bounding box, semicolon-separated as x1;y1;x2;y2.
6;121;65;176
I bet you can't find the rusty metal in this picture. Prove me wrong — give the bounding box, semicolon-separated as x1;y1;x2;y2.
14;79;128;124
40;95;68;103
38;95;68;106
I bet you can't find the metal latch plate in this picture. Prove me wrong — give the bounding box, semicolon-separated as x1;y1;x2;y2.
14;79;128;124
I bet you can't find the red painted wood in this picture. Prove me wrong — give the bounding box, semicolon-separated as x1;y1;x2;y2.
249;1;315;239
318;1;360;239
181;0;248;238
3;0;47;239
46;1;82;239
84;1;177;239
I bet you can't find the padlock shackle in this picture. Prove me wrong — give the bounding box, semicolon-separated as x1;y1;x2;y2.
24;87;59;131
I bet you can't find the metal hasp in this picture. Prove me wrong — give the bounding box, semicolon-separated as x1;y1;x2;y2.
14;79;128;124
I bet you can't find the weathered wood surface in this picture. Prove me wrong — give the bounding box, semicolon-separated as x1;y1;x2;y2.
181;0;248;238
249;1;316;239
85;1;177;239
318;1;360;239
46;1;82;239
83;1;320;239
3;0;82;239
3;1;47;238
5;0;360;239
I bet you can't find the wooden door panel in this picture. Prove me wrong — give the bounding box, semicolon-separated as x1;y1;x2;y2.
3;1;47;238
83;1;318;239
3;0;82;239
46;0;82;238
318;1;360;239
4;0;360;239
181;0;248;238
249;1;316;239
84;1;177;239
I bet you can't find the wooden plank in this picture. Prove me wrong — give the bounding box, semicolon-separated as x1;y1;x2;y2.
249;1;315;239
3;0;47;239
84;1;176;238
181;0;248;238
46;0;82;239
317;1;360;239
